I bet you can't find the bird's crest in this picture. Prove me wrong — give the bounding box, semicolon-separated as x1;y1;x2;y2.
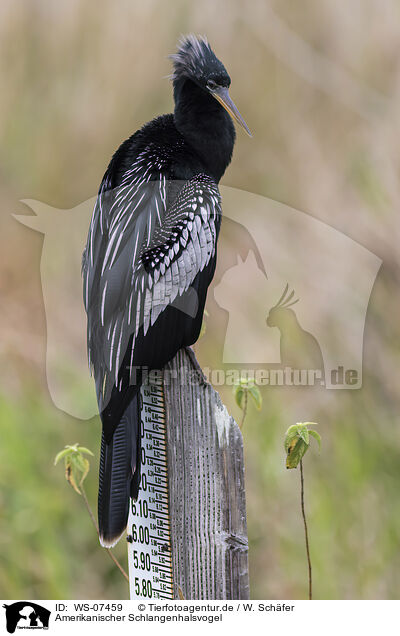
169;34;226;83
272;283;299;309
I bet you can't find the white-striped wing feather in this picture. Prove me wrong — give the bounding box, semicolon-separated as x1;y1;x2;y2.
83;158;221;411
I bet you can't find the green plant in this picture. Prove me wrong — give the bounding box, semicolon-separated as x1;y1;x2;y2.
233;379;262;428
54;443;128;582
284;423;321;600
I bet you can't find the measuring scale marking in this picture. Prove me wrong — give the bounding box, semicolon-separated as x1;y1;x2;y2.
127;378;174;599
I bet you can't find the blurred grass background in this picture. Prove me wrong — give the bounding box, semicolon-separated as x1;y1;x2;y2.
1;0;400;599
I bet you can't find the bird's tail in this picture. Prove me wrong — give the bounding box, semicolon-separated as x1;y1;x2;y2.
98;394;141;548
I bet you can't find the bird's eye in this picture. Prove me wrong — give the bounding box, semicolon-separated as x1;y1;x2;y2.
207;79;218;90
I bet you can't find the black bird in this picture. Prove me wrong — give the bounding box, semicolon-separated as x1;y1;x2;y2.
82;34;251;547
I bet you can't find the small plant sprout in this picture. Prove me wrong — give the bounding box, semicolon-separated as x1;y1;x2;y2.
54;443;93;495
54;443;128;582
284;422;321;600
233;379;262;428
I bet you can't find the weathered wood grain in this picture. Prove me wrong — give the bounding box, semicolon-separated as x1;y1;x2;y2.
163;347;249;600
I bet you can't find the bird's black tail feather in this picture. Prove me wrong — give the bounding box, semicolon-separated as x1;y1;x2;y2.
98;394;141;548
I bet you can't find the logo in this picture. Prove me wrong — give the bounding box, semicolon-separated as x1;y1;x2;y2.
3;603;50;633
14;185;381;418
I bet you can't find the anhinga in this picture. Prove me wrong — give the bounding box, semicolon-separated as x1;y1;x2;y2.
82;34;251;547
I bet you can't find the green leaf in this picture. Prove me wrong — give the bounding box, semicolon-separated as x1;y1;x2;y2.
284;422;322;468
78;457;90;486
65;461;81;494
286;436;309;469
248;385;262;410
233;379;262;413
297;424;309;445
54;443;93;494
77;446;94;456
309;429;321;450
54;448;71;465
234;385;245;410
71;454;87;473
284;424;301;453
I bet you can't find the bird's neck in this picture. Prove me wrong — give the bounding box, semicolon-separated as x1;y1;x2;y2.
173;79;235;182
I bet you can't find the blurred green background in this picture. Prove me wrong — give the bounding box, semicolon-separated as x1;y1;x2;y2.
1;0;400;599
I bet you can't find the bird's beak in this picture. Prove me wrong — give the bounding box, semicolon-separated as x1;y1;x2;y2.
210;86;252;137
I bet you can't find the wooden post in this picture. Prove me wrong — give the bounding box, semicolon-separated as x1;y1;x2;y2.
164;348;249;599
127;348;249;600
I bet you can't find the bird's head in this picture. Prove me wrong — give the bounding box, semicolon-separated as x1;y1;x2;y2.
170;34;251;136
266;284;299;327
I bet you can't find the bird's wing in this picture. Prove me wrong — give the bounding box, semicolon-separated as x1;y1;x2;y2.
83;162;220;412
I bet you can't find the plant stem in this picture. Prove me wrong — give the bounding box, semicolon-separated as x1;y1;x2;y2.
300;460;312;600
80;483;99;532
80;483;129;582
105;546;129;582
240;390;248;429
